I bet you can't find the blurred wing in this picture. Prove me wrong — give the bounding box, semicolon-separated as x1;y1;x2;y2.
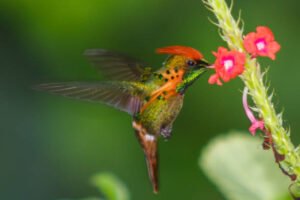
36;82;143;115
84;49;147;81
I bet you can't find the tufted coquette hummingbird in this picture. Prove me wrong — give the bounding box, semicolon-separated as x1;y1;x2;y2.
37;46;209;193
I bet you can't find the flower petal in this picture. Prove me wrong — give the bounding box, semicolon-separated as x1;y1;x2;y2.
249;120;265;136
244;32;258;55
208;74;222;85
210;47;246;85
243;26;280;60
270;41;281;52
256;26;274;42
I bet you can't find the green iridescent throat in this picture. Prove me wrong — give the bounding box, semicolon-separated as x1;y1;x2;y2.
176;68;207;94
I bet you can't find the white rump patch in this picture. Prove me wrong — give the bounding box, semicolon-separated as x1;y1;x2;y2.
145;134;156;142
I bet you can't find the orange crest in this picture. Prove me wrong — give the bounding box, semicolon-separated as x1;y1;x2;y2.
156;46;203;60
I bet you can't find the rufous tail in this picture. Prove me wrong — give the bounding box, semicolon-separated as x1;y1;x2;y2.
133;121;159;193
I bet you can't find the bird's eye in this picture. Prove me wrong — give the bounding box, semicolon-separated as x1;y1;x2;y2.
187;60;196;66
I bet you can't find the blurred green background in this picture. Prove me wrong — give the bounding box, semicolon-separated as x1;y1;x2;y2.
1;0;300;199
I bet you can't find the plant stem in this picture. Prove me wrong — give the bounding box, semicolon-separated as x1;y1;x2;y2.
203;0;300;191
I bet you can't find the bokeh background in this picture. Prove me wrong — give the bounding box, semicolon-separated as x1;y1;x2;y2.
1;0;300;199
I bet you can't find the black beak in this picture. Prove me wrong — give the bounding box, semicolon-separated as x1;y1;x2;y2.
195;60;210;69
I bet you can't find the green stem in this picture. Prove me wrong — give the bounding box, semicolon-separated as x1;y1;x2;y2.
203;0;300;191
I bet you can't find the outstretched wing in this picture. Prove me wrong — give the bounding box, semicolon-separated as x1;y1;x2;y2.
35;82;144;115
84;49;148;81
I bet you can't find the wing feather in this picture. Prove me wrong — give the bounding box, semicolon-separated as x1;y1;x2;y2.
84;49;147;81
35;82;143;115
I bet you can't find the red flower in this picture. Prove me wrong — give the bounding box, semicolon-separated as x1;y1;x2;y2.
208;47;246;85
244;26;281;60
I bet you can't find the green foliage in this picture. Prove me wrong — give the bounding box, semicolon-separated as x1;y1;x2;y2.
60;172;129;200
91;173;130;200
1;0;300;200
204;0;300;190
200;132;292;200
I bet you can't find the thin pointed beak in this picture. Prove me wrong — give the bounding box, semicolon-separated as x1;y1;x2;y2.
195;59;210;70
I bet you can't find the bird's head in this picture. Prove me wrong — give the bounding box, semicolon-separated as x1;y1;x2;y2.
156;46;210;93
156;45;209;73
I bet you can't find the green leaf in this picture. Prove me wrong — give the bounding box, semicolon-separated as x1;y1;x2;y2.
200;132;292;200
91;173;130;200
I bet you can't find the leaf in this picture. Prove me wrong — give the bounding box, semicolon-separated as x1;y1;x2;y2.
200;132;292;200
91;173;130;200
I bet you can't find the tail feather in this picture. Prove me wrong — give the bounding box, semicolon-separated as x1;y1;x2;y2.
133;121;159;193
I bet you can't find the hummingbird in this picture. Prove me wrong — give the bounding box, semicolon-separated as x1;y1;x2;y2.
36;46;209;193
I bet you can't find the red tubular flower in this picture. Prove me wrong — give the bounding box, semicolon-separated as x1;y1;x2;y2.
208;47;246;85
244;26;281;60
